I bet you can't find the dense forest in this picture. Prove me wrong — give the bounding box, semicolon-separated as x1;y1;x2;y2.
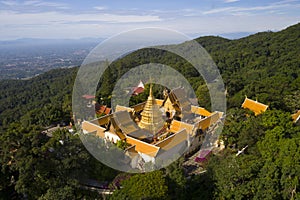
0;23;299;199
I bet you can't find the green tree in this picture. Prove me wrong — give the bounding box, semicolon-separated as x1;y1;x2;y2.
111;170;168;200
164;158;187;199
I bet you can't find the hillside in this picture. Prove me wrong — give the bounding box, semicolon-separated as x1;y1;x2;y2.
96;23;300;112
1;23;299;126
0;67;78;128
196;23;300;110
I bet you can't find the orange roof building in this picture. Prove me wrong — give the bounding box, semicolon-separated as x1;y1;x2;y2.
241;97;268;116
81;86;223;170
292;110;300;124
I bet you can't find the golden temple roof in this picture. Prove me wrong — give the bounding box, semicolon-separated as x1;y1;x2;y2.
242;97;268;116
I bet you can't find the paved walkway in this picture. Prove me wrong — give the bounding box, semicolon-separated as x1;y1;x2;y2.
182;150;206;175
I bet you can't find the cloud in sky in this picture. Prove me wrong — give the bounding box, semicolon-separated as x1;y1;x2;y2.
94;6;108;11
224;0;240;3
1;0;69;9
203;1;300;15
0;0;299;39
0;10;161;25
1;1;17;6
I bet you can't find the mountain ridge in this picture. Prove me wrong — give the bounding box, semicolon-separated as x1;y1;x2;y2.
0;22;299;127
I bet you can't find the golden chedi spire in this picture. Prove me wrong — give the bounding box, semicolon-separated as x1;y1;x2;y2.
139;84;164;135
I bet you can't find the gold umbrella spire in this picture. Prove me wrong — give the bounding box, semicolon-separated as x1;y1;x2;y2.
139;84;164;135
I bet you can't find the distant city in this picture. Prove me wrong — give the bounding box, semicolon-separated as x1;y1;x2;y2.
0;38;103;79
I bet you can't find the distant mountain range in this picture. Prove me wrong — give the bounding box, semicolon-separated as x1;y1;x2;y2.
0;37;104;47
0;32;252;46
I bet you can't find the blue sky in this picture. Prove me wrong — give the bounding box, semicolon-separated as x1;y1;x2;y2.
0;0;299;40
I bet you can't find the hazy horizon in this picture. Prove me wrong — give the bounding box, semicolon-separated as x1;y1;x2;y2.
0;31;254;41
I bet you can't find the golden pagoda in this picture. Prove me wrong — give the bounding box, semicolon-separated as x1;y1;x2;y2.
138;84;165;135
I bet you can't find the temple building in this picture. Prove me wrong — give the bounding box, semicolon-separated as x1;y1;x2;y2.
241;97;268;116
81;85;223;170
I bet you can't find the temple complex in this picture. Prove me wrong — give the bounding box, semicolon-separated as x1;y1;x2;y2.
81;85;223;170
